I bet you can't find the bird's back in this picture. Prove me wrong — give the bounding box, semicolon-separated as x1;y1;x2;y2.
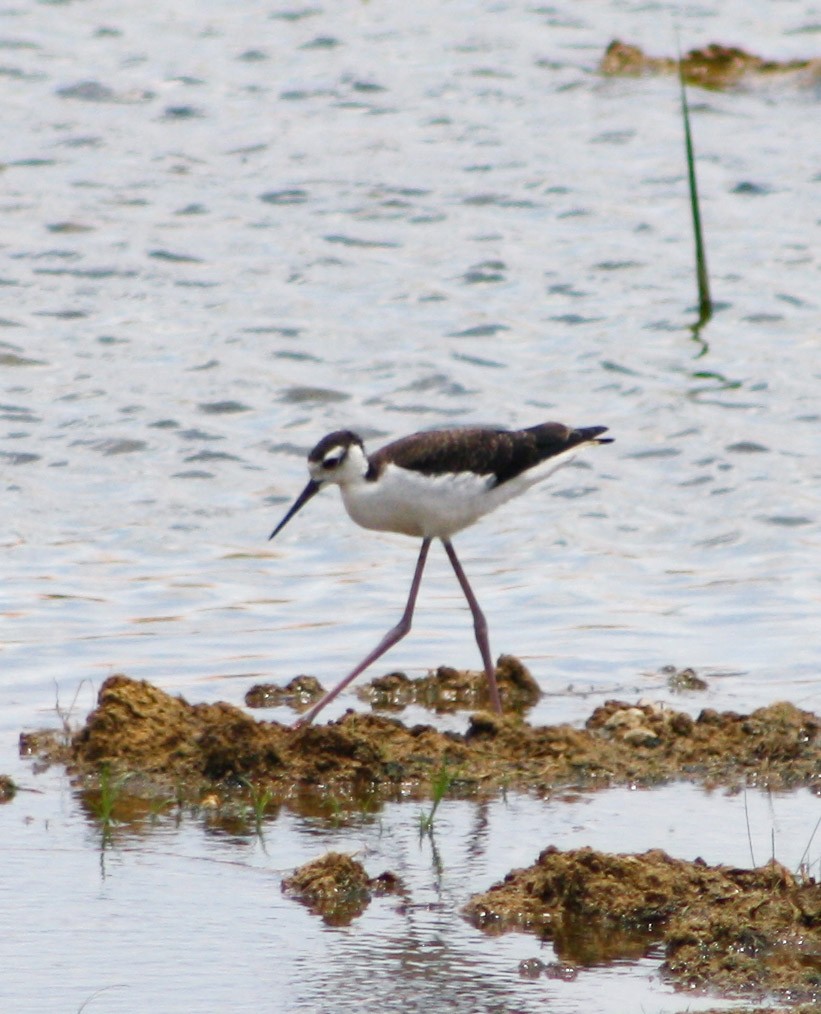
367;422;608;487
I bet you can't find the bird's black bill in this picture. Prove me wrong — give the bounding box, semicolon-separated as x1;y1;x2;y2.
269;479;321;540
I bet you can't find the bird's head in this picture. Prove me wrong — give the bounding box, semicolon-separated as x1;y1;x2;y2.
269;430;367;539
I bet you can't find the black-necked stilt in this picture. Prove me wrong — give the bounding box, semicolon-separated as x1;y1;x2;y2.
270;422;613;725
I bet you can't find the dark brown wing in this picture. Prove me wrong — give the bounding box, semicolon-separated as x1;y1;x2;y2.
368;423;611;486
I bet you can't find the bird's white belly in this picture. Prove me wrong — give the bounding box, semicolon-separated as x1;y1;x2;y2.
339;467;500;538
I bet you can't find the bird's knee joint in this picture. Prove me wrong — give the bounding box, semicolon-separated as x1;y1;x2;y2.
395;616;413;637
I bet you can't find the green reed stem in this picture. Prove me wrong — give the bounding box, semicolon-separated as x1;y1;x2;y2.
678;50;712;324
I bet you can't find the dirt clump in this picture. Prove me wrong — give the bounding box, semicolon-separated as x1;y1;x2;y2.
465;845;821;1000
600;39;821;89
282;851;403;925
0;775;16;802
65;675;284;784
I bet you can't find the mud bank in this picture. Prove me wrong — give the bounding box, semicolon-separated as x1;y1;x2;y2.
466;845;820;1001
20;669;820;804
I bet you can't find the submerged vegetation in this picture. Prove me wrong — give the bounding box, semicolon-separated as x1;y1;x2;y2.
84;764;132;848
418;761;458;836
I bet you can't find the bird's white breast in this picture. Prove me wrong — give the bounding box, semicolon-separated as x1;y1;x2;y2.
339;465;490;537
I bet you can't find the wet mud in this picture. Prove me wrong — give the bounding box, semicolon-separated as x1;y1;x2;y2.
466;845;820;1001
21;668;819;804
600;40;821;89
0;775;16;803
282;852;404;926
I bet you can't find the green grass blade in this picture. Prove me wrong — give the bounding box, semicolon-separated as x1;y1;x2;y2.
678;49;712;324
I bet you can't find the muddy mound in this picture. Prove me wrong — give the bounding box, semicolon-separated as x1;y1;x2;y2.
22;675;820;804
465;845;821;999
282;852;403;925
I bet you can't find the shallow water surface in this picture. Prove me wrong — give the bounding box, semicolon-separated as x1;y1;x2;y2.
3;766;815;1013
1;0;819;1010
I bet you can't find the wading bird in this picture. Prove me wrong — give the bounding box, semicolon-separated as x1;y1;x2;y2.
270;422;612;725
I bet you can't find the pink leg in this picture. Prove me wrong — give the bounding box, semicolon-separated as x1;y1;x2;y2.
295;538;432;727
442;540;503;715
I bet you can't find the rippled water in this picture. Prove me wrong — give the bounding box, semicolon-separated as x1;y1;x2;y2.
1;1;819;1011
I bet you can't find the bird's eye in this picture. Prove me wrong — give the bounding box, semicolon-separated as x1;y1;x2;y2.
322;452;343;469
